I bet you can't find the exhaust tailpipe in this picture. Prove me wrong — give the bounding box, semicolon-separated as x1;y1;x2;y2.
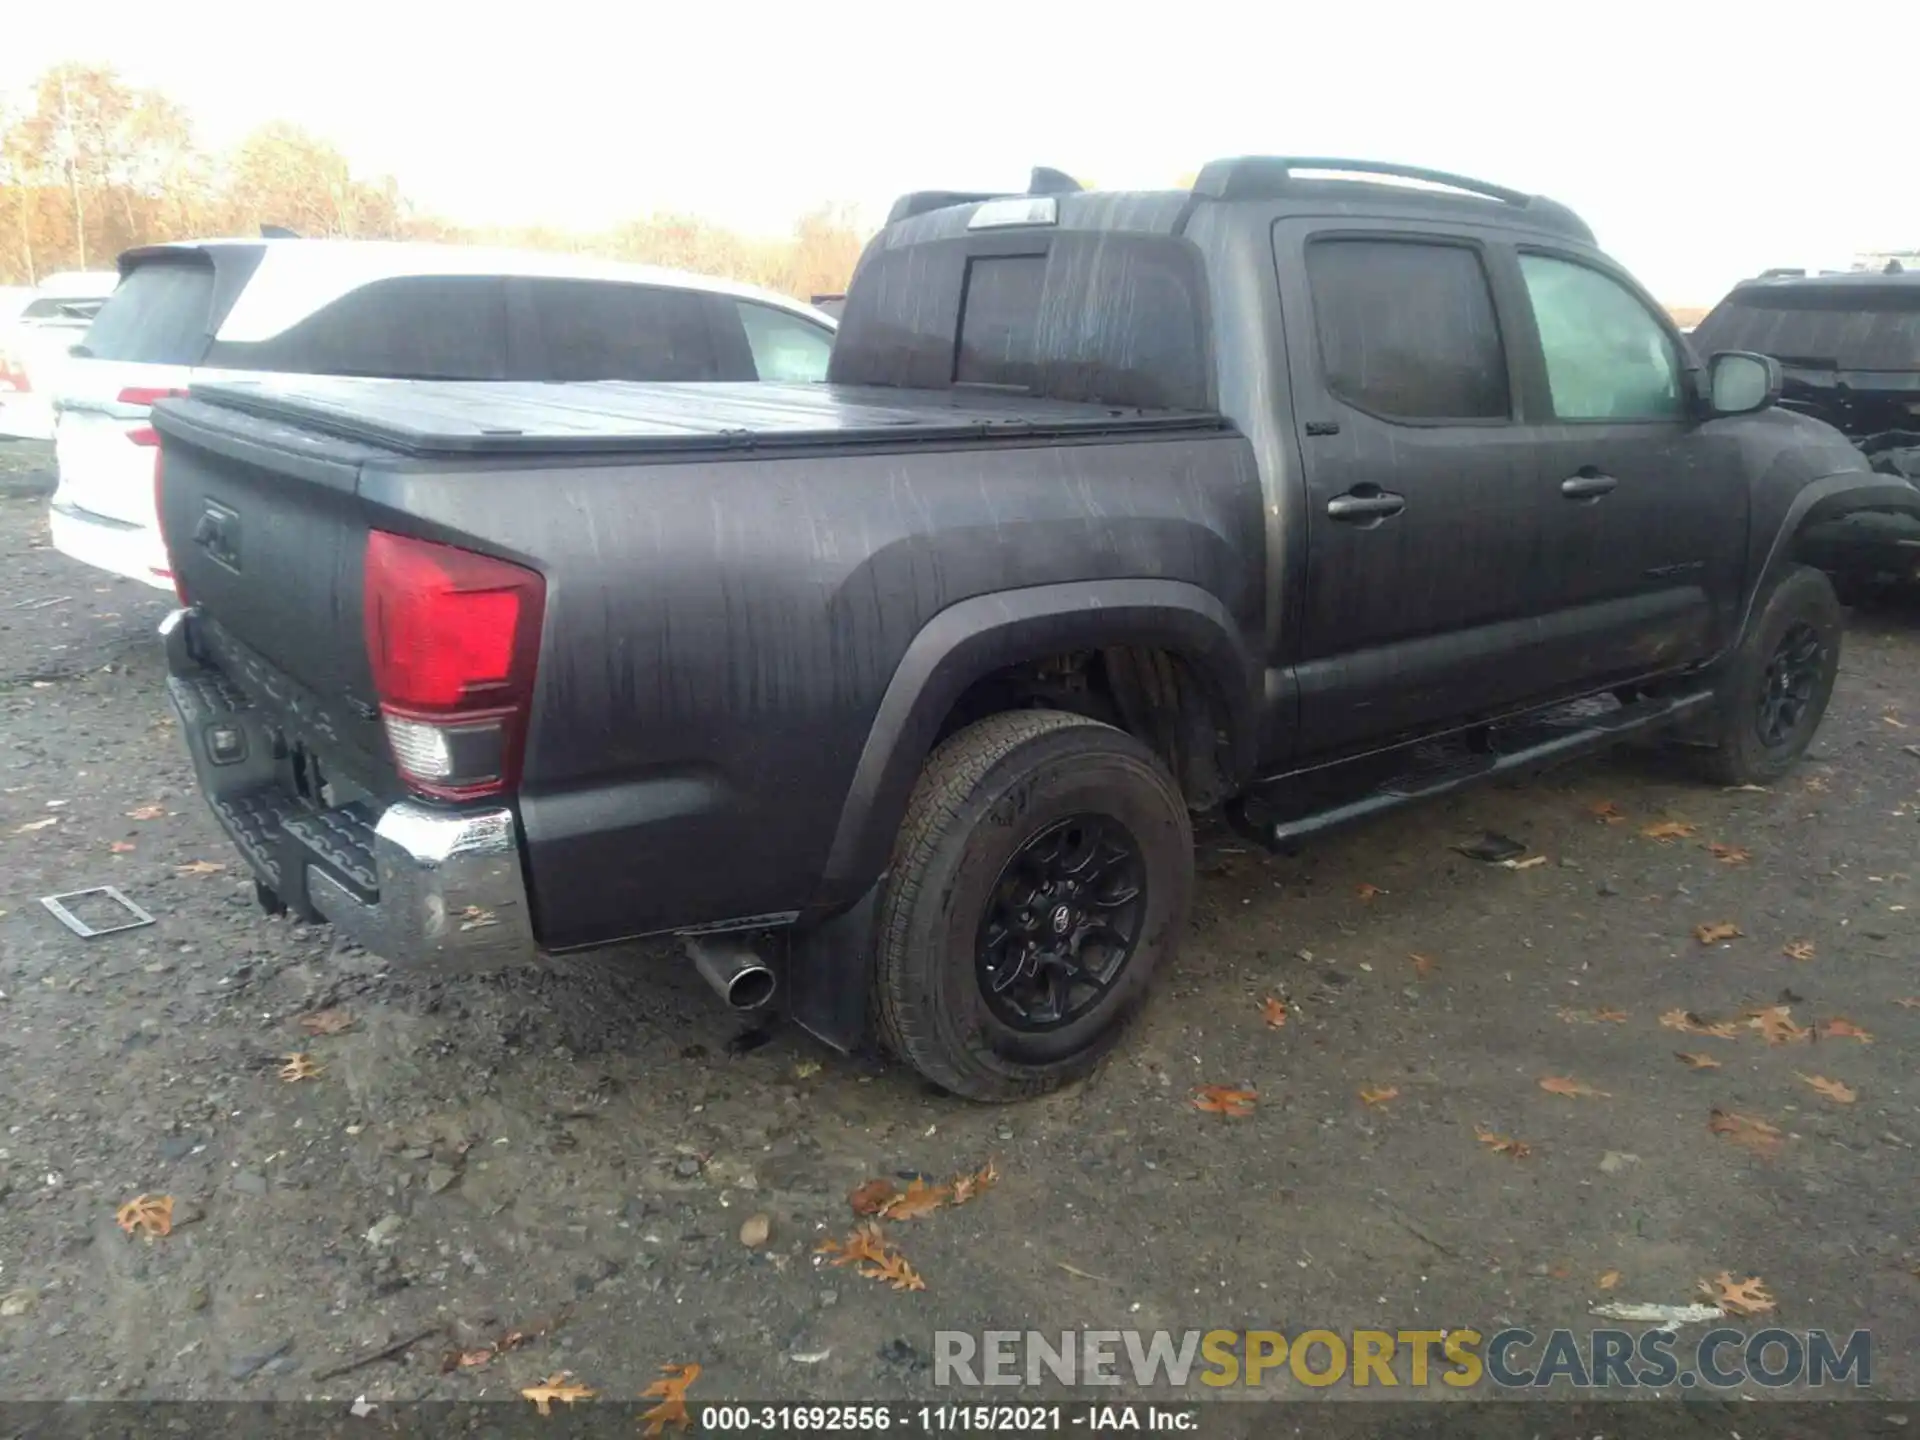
684;936;777;1011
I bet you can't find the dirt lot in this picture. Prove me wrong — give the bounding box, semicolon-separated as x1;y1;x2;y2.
2;483;1917;1414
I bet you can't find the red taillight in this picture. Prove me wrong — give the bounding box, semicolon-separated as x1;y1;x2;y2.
118;386;187;407
128;425;159;447
0;351;29;393
363;530;545;799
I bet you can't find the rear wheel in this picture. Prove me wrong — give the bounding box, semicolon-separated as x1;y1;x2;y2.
1690;564;1842;787
873;710;1192;1102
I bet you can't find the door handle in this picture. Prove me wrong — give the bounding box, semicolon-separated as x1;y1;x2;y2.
1326;491;1406;523
1560;473;1618;500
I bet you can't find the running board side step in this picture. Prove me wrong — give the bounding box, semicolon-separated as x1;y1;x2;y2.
1230;688;1716;850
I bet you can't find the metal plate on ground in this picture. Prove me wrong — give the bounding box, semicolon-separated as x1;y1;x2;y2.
39;887;156;938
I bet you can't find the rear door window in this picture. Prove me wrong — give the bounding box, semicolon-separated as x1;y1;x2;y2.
211;275;509;380
78;261;214;364
1305;237;1510;421
514;279;720;382
735;301;833;382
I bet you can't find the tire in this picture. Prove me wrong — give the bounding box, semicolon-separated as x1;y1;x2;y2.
1690;564;1842;787
872;709;1193;1102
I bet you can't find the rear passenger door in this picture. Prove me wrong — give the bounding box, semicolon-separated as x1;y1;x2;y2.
507;279;726;382
1273;223;1554;753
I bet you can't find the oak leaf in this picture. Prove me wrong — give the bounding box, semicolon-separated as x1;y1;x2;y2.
1192;1085;1256;1117
1661;1008;1741;1039
879;1178;951;1221
948;1159;999;1206
1694;921;1743;945
848;1179;898;1216
1258;995;1288;1028
1747;1005;1810;1045
1707;843;1752;866
865;1248;928;1292
1539;1075;1610;1098
1641;820;1698;842
520;1373;595;1415
640;1362;702;1436
1820;1018;1872;1043
278;1052;324;1082
1598;1270;1622;1291
816;1223;889;1268
453;1348;495;1369
1704;1272;1776;1317
1782;940;1816;962
1358;1085;1399;1108
1590;800;1625;824
1408;953;1437;978
126;805;167;820
1675;1052;1723;1070
1796;1073;1857;1104
297;1008;354;1036
1475;1128;1531;1159
1708;1109;1784;1158
115;1194;174;1240
175;860;226;876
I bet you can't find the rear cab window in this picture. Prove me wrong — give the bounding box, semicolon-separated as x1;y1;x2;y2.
1303;237;1510;421
79;260;217;364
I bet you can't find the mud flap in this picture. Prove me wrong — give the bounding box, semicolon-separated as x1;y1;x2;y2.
784;883;882;1054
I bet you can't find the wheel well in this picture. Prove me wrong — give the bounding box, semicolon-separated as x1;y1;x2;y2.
933;646;1235;809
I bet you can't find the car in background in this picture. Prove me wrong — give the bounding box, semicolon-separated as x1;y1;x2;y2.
50;240;837;589
0;271;120;440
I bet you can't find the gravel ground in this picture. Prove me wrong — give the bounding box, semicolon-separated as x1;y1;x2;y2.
1;489;1917;1415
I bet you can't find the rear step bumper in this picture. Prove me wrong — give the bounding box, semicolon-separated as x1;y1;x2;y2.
159;607;535;970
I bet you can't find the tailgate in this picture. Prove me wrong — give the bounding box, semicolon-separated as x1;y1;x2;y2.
153;394;399;798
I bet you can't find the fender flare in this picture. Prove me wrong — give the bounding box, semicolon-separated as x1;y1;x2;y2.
814;578;1257;907
1740;471;1920;639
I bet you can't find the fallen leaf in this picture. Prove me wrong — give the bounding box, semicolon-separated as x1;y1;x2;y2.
948;1159;1000;1206
1475;1127;1532;1159
1590;800;1625;824
1709;1109;1784;1158
1661;1008;1742;1039
1539;1075;1611;1099
1821;1018;1873;1043
1598;1270;1622;1291
1804;774;1829;793
1559;1006;1629;1025
174;860;226;876
1408;953;1437;978
1782;940;1816;962
816;1223;925;1291
520;1373;595;1416
1894;997;1920;1010
1355;882;1385;900
640;1363;702;1437
13;817;58;834
1797;1073;1857;1104
1192;1085;1257;1117
1358;1085;1399;1108
1504;854;1549;870
864;1248;928;1292
1694;921;1743;945
1707;843;1752;866
1258;995;1288;1028
110;841;136;853
297;1008;354;1036
1704;1273;1776;1317
739;1213;771;1248
126;805;166;820
1746;1005;1810;1046
278;1053;324;1083
793;1059;822;1079
848;1179;898;1217
115;1194;174;1240
1884;714;1909;730
453;1348;496;1369
878;1177;952;1221
1676;1052;1723;1069
1641;820;1698;842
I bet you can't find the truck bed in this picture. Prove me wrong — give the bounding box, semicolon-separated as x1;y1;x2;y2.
186;376;1226;457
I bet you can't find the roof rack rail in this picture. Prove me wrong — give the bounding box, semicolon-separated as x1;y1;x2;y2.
886;166;1083;225
1191;157;1530;206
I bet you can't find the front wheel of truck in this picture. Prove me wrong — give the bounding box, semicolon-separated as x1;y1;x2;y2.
873;709;1193;1102
1689;563;1843;787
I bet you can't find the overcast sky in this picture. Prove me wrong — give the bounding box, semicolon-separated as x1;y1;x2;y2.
6;0;1914;304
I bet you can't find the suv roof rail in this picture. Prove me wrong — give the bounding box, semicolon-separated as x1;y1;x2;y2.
885;166;1083;225
1189;156;1591;239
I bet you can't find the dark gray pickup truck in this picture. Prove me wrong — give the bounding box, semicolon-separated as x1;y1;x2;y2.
152;158;1920;1100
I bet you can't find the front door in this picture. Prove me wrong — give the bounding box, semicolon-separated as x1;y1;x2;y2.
1511;251;1750;684
1273;223;1557;755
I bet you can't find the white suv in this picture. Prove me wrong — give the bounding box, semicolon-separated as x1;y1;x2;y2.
50;240;837;589
0;270;120;441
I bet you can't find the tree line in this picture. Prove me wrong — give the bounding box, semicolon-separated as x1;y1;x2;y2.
0;63;866;300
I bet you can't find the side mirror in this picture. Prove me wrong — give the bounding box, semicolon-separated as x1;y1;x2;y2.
1707;351;1781;417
